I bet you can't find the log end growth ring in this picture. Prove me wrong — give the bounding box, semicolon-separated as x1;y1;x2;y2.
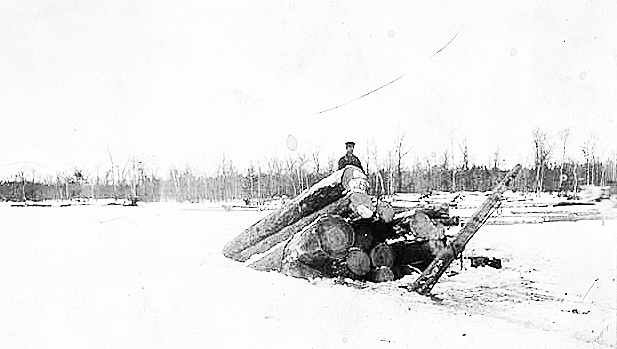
317;215;355;260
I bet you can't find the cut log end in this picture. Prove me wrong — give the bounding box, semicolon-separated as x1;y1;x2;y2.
376;201;395;223
370;266;395;283
346;248;371;276
349;192;374;219
370;243;395;268
318;215;355;260
277;214;355;279
341;166;369;193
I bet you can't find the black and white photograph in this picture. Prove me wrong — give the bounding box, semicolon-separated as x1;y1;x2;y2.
1;0;616;348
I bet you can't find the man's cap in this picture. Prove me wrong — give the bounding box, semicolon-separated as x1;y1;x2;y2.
345;141;355;146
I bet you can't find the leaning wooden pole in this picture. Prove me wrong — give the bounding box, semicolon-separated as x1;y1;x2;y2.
408;164;522;295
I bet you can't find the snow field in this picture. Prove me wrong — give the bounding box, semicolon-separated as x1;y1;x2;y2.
0;204;615;348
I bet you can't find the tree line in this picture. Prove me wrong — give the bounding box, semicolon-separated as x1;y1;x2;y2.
1;129;615;203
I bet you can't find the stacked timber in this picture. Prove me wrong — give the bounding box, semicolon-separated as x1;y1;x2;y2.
246;209;450;282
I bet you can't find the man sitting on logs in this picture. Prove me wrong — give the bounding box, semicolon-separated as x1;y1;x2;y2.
338;141;364;173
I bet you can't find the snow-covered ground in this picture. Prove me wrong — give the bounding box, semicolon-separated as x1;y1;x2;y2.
0;204;615;348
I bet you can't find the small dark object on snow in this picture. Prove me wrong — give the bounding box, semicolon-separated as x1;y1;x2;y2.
470;256;502;269
487;258;502;269
470;256;489;268
124;197;139;206
562;308;590;315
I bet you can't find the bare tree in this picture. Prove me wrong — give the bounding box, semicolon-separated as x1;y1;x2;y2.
16;168;26;201
364;140;374;178
284;155;298;197
558;128;570;191
387;149;395;195
441;150;452;191
368;142;386;196
309;144;322;177
532;128;552;193
92;165;101;200
455;137;470;191
394;130;411;192
295;151;309;191
106;146;119;200
457;138;469;171
425;155;433;193
326;153;337;174
491;147;501;170
572;162;579;196
581;134;598;186
449;136;456;192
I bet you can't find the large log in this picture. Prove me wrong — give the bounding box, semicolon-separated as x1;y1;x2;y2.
280;214;355;279
223;166;368;261
247;243;286;272
408;164;522;295
318;216;355;260
370;266;395;282
369;243;395;267
346;248;371;277
237;192;371;262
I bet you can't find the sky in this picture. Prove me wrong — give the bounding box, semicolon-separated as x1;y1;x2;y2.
1;0;616;178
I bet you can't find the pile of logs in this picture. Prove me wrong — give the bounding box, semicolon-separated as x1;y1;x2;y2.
222;165;461;283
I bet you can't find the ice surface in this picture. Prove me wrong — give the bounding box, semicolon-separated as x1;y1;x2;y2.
0;204;615;348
